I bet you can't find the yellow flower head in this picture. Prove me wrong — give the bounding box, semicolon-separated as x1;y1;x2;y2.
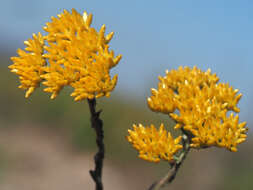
9;9;122;100
147;66;247;152
127;124;183;163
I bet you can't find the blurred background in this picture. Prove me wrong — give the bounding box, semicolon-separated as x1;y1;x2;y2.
0;0;253;189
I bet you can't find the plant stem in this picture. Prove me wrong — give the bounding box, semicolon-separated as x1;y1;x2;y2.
148;134;190;190
88;98;104;190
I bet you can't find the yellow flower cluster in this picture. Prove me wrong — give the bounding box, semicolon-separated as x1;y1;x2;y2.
127;124;182;163
147;66;247;152
9;9;122;100
9;33;46;98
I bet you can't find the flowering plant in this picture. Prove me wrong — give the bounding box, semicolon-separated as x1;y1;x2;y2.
9;8;248;190
127;66;248;189
9;8;122;190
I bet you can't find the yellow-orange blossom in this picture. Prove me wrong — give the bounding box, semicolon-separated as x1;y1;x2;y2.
127;124;182;163
148;66;247;152
9;9;122;100
127;66;247;163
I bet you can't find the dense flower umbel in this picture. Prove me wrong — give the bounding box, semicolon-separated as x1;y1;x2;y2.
9;9;122;100
127;124;183;163
147;66;247;152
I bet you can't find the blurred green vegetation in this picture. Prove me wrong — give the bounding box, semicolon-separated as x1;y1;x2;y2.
0;52;252;189
0;62;176;159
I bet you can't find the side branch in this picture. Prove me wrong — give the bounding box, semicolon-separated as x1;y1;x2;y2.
88;98;104;190
148;134;190;190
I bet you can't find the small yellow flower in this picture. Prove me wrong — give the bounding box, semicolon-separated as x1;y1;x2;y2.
9;33;45;98
9;9;122;100
147;66;247;151
127;124;183;163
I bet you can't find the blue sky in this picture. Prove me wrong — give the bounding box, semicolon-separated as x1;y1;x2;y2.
1;0;253;122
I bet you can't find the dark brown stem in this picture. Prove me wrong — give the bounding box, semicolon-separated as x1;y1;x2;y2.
148;134;190;190
87;98;104;190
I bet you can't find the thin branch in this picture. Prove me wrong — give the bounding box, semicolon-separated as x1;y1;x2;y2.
148;134;190;190
88;98;104;190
